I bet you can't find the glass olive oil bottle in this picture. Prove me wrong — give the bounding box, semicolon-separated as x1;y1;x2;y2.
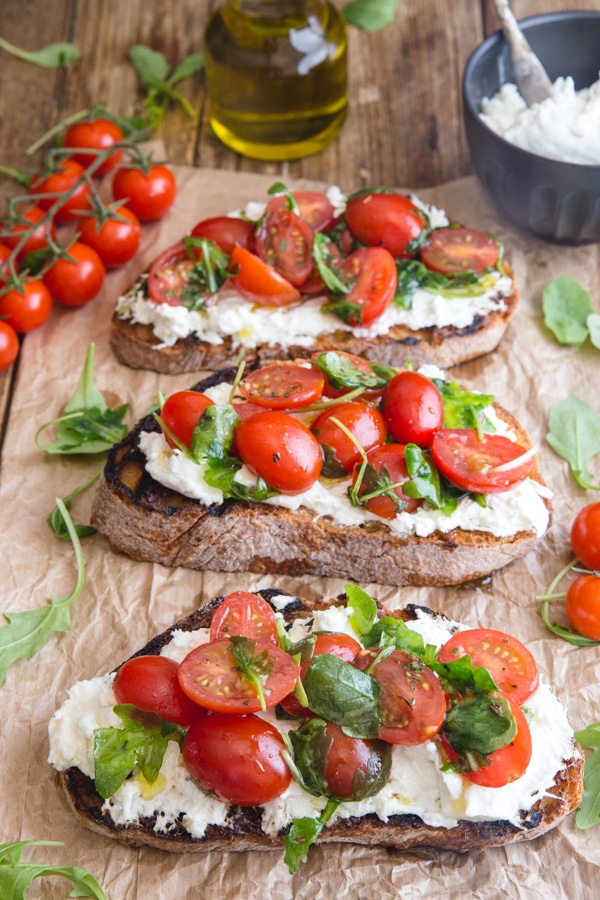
204;0;348;160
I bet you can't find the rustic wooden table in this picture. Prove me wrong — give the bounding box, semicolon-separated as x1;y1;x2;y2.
0;0;598;449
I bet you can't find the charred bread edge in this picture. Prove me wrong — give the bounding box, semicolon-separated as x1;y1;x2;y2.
109;271;519;375
57;591;584;854
90;366;552;588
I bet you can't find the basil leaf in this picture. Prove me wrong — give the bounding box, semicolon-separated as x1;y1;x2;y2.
402;444;444;506
547;396;600;490
283;798;340;873
543;275;594;345
0;38;80;68
321;297;363;325
574;721;600;829
362;616;426;656
302;654;381;738
93;704;185;799
443;693;516;761
423;649;498;697
434;378;495;431
0;840;107;900
394;258;485;308
191;403;239;462
345;583;378;636
342;0;398;32
203;456;275;501
313;351;388;392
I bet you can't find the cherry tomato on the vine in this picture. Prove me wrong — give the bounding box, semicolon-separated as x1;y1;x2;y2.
0;321;19;371
238;362;325;411
570;502;600;571
352;444;422;520
77;204;141;268
344;192;426;258
43;242;105;308
340;247;397;326
113;655;205;728
235;410;323;494
381;370;444;448
228;246;300;306
420;227;499;275
209;591;279;644
183;713;291;805
0;243;17;284
1;205;56;260
63;118;125;175
160;390;215;449
255;207;314;286
431;429;534;494
565;574;600;641
29;158;93;224
112;164;177;222
191;216;256;255
311;400;388;473
0;279;53;333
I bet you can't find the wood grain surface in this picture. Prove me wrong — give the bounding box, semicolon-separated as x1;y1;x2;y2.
0;0;598;446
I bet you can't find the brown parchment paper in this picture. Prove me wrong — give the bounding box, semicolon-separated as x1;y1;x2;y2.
1;158;600;900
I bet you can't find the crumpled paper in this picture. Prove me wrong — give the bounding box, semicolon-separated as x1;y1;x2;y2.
1;159;599;900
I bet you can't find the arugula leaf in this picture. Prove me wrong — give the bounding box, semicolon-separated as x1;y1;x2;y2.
313;351;389;393
203;456;275;501
0;38;80;68
284;798;340;873
0;840;107;900
547;397;600;490
349;461;408;511
47;470;102;540
302;654;381;738
312;233;349;293
362;616;427;656
345;583;378;635
423;648;499;697
180;236;230;305
434;378;495;431
0;500;85;686
543;276;594;345
574;722;600;829
35;343;128;455
228;635;274;711
93;704;185;799
342;0;398;31
588;314;600;351
321;297;363;325
394;258;487;309
128;44;205;127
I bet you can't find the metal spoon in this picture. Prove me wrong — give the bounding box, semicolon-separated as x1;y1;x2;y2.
493;0;553;105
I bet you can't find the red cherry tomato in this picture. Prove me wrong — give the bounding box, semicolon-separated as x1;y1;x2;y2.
228;246;300;306
355;648;446;745
431;429;534;494
182;713;291;805
565;574;600;641
210;591;278;644
266;190;336;232
43;242;105;307
466;696;532;788
0;243;16;285
63;118;124;175
340;247;397;326
233;400;265;421
77;204;142;268
29;158;93;224
322;723;389;800
0;279;53;333
0;321;19;371
280;631;362;718
147;242;201;306
191;216;256;254
113;655;204;728
1;205;56;260
311;400;388;473
238;362;325;411
255;207;314;286
381;370;444;448
112;164;176;222
235;410;322;494
344;192;426;258
177;637;300;714
571;502;600;571
352;444;422;520
420;227;499;274
160;390;215;449
438;628;539;705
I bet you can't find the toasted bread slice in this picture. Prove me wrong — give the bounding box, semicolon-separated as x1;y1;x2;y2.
53;592;583;856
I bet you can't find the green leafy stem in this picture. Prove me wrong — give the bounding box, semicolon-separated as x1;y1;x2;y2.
536;560;600;647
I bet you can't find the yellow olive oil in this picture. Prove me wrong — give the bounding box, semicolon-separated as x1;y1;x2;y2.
204;0;348;160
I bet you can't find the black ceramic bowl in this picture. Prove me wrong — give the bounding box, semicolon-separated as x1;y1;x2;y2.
463;11;600;244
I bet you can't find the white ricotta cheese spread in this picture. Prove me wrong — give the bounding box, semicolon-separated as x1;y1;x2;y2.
480;75;600;165
47;605;579;839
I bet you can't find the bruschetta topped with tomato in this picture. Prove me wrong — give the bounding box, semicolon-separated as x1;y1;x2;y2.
110;184;518;374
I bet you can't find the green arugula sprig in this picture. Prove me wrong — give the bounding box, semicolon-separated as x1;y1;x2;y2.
283;799;340;874
536;559;600;647
228;635;274;711
394;259;493;310
0;38;80;68
0;840;107;900
127;44;205;130
547;397;600;491
543;276;600;350
574;722;600;830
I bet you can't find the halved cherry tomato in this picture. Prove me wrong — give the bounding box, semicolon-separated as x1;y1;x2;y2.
466;696;532;788
29;158;93;224
147;242;200;306
571;502;600;571
255;207;314;286
344;192;426;258
355;648;446;745
313;350;386;402
0;278;53;333
311;400;388;473
420;227;499;274
301;239;342;294
43;242;105;307
238;362;325;411
431;429;534;494
228;246;300;306
77;204;142;268
191;216;256;254
438;628;539;705
340;247;397;326
210;591;278;644
235;410;322;493
1;205;56;260
182;713;291;805
160;390;214;449
381;370;444;448
280;631;362;718
112;164;176;222
266;190;336;232
63;118;124;175
565;574;600;641
177;637;300;714
352;444;422;520
0;321;19;371
113;655;205;728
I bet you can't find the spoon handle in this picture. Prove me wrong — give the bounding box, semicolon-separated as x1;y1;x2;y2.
493;0;553;105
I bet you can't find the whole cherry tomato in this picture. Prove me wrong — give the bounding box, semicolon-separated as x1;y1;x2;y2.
0;243;17;284
381;370;444;448
43;243;105;307
311;400;388;473
29;158;93;224
112;164;177;222
63;118;125;175
570;502;600;571
565;574;600;641
344;192;426;258
113;655;204;728
0;278;53;333
0;321;19;371
160;390;215;449
0;205;56;260
191;216;256;254
77;204;142;268
235;410;323;493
